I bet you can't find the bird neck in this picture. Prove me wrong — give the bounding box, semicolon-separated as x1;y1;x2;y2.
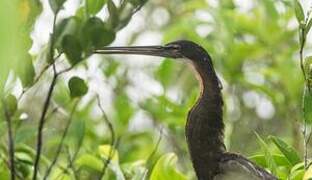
186;59;225;179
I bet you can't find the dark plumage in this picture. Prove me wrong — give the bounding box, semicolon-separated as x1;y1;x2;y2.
95;40;277;180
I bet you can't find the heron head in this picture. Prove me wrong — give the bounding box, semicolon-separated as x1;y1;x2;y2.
164;40;211;63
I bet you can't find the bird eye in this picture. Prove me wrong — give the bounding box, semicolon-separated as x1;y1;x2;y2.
165;44;180;50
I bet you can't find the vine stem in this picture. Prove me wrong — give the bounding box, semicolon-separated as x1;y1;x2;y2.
97;95;117;179
32;12;58;180
299;27;310;169
43;100;79;180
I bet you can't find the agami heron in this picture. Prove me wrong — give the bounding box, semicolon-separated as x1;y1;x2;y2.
95;40;277;180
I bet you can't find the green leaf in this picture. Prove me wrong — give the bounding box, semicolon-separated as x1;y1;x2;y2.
97;145;125;179
18;54;35;88
15;144;51;166
150;153;187;180
306;18;312;35
107;0;119;29
76;152;124;179
155;59;175;88
0;161;9;180
303;86;312;124
291;162;304;174
76;154;103;172
261;0;278;20
71;118;85;146
304;165;312;180
4;94;18;115
107;0;118;17
268;136;301;165
62;35;83;65
82;17;115;52
15;152;33;165
54;17;82;51
75;6;85;19
86;0;107;15
294;0;305;24
49;0;66;13
114;93;134;125
249;154;290;167
305;56;312;89
304;56;312;74
290;169;304;180
103;60;119;77
128;0;148;7
255;133;277;174
68;76;88;98
98;145;119;163
15;160;32;178
15;126;37;143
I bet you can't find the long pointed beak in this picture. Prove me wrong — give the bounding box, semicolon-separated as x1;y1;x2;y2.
93;45;181;58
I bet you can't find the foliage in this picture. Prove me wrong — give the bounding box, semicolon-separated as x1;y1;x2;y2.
150;153;186;180
2;0;312;179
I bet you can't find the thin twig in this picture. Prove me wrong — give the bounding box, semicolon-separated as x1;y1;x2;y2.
43;100;79;180
54;122;85;180
57;66;75;75
96;95;116;179
68;143;82;179
299;33;307;81
57;56;83;76
32;10;59;179
32;67;58;180
2;100;16;180
65;145;79;180
67;123;85;178
45;106;60;121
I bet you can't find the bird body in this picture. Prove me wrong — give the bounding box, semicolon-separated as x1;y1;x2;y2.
95;40;277;180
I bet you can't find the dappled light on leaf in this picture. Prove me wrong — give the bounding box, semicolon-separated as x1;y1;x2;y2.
98;144;119;163
150;153;187;180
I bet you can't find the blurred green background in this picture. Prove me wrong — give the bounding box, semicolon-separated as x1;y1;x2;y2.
1;0;312;179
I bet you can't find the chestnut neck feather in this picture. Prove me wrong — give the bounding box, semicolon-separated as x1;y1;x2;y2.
186;57;225;180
